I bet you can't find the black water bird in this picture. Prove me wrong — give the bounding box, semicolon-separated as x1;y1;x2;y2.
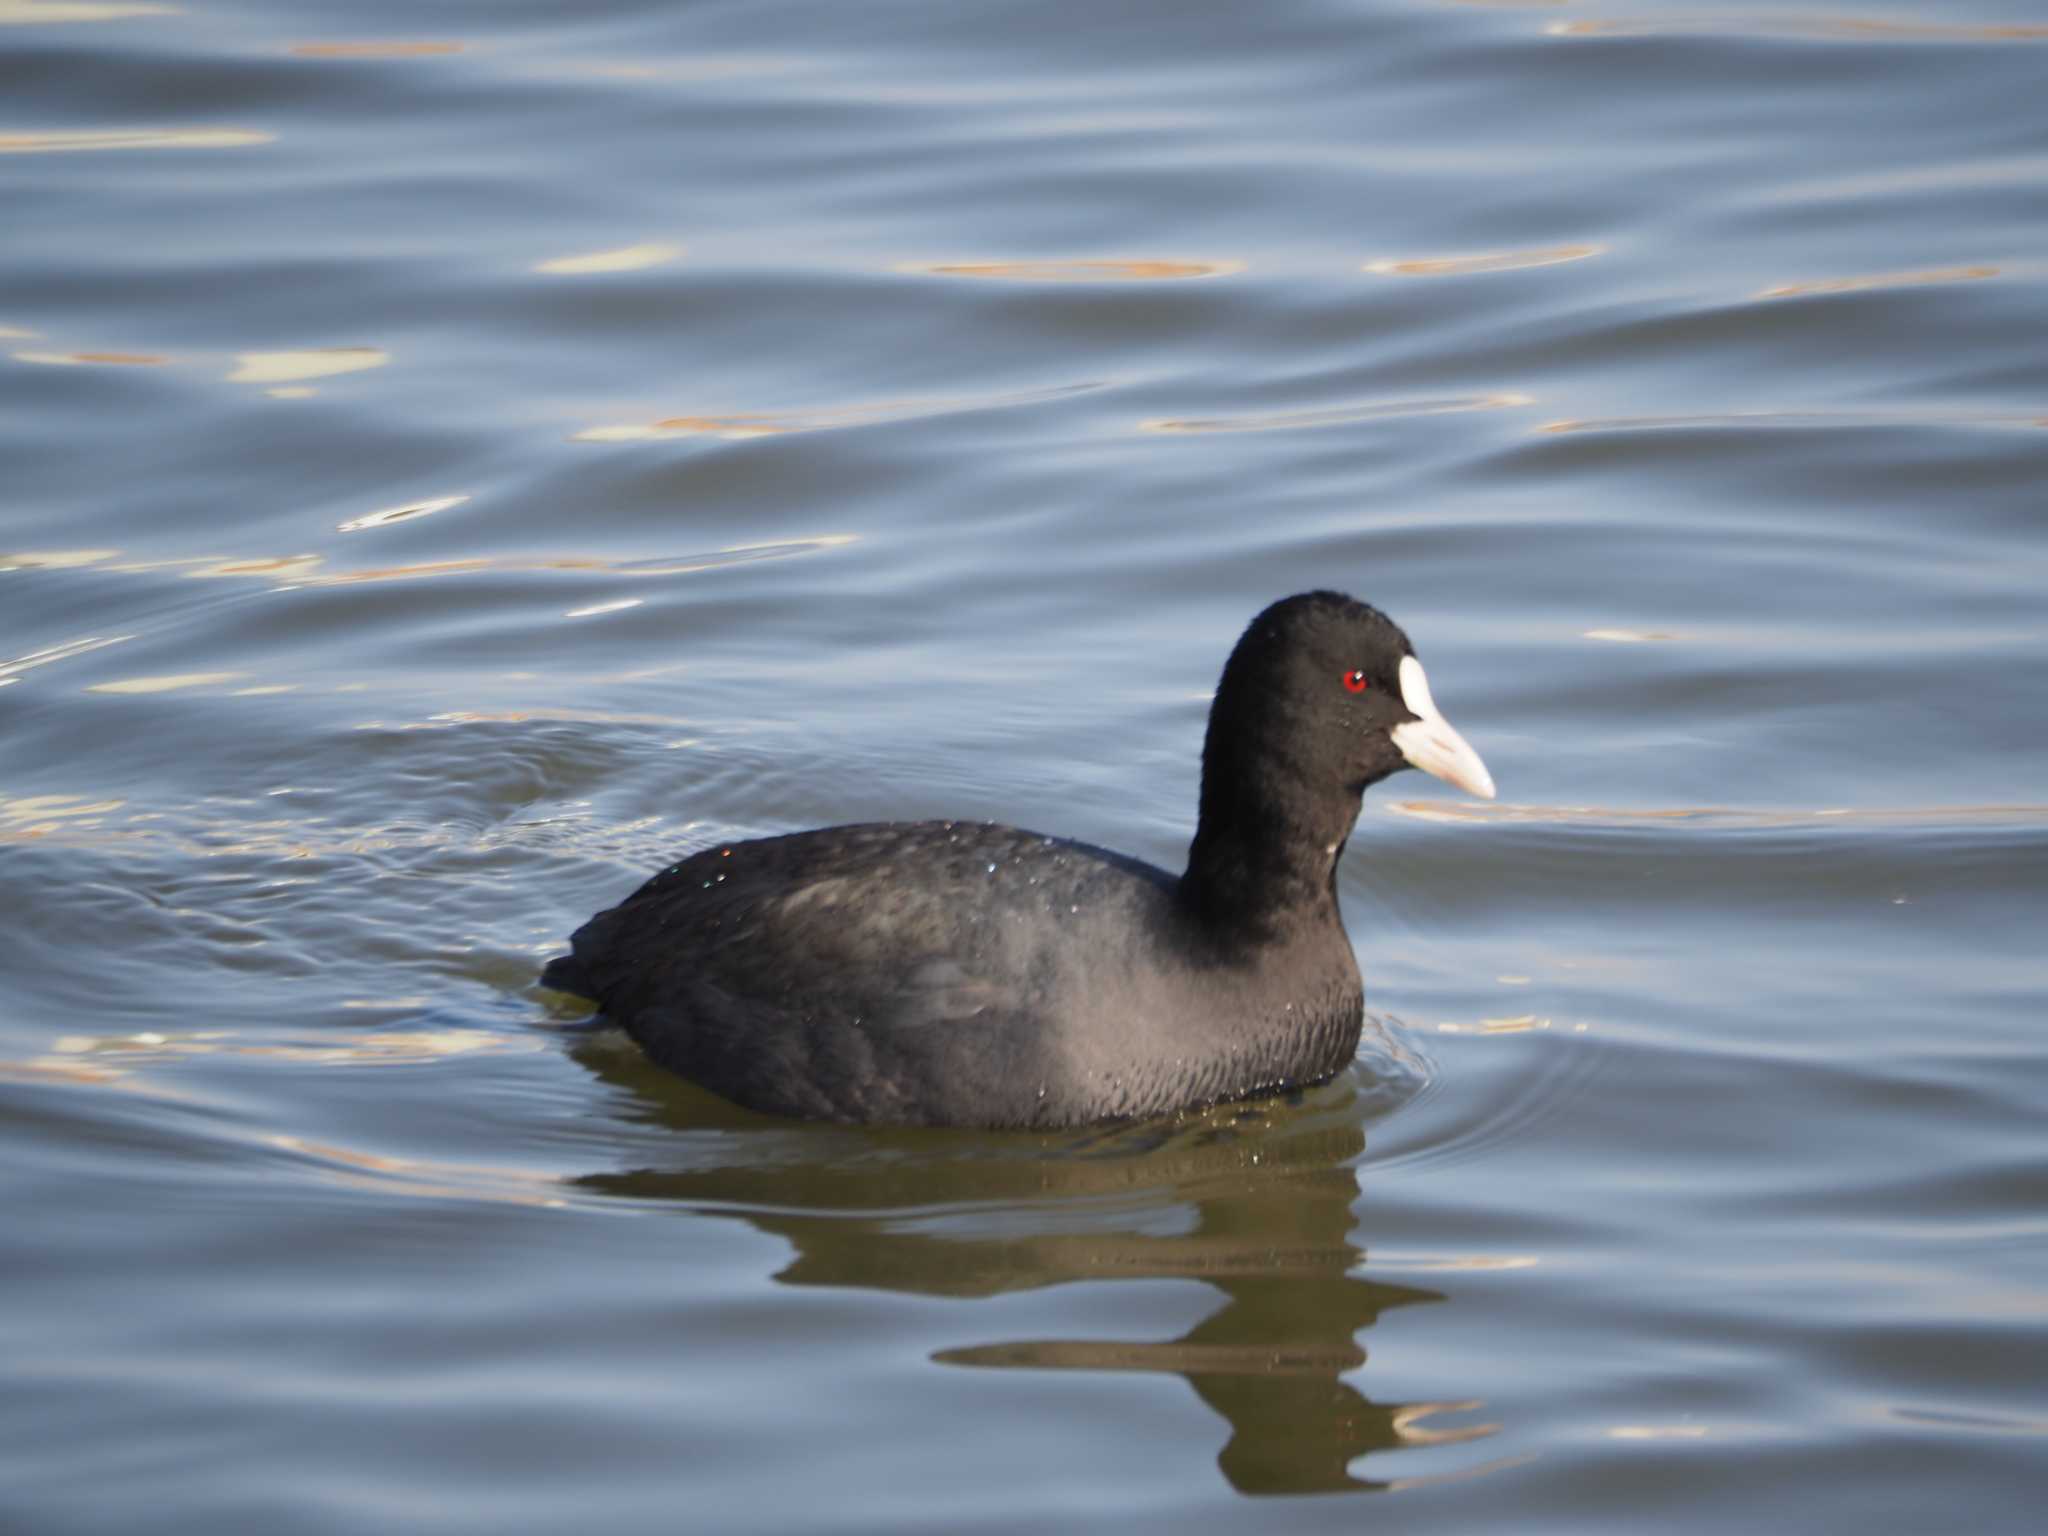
543;592;1494;1127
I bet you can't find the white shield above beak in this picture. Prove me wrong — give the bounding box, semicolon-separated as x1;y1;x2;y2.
1389;654;1495;800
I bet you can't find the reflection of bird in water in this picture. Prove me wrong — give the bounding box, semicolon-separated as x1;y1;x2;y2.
571;1036;1487;1495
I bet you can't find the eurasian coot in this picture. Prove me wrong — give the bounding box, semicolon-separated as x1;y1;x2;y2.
544;591;1494;1127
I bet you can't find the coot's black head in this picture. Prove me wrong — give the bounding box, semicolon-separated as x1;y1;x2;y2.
1208;591;1494;801
1186;591;1493;921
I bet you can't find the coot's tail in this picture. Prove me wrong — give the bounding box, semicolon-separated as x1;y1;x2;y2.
540;952;596;999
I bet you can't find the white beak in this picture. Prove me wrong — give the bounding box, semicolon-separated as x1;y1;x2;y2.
1389;654;1496;800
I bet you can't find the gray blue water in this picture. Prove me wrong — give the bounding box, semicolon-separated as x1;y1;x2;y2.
3;1;2045;1529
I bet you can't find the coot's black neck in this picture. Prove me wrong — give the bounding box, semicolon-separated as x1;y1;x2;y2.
1179;742;1366;940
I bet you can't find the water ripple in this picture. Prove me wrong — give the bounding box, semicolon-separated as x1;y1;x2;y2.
533;242;684;276
1142;393;1531;434
1549;13;2048;44
1535;408;2047;435
1756;264;2002;300
287;40;464;59
900;258;1242;281
1365;244;1604;277
0;127;270;153
1385;801;2048;830
0;2;175;24
575;382;1100;442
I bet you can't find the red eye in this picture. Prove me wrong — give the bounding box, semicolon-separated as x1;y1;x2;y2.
1343;670;1369;693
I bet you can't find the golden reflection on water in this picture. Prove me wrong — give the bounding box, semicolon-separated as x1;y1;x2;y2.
579;415;793;442
0;793;127;836
534;242;684;276
0;548;120;570
579;384;1096;441
0;794;126;817
1431;1016;1582;1036
0;1037;567;1207
0;128;270;154
47;1026;542;1067
5;537;853;592
1365;244;1602;277
1549;15;2048;41
288;40;464;58
85;671;243;695
901;258;1243;281
1755;264;1999;299
226;347;387;385
1143;393;1531;434
0;1027;549;1122
11;349;166;366
186;554;324;580
300;557;486;584
1478;1015;1551;1035
0;1;176;18
0;1058;132;1088
578;402;934;441
265;1134;571;1209
1608;1424;1711;1439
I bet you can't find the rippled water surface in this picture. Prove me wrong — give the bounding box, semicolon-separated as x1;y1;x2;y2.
4;0;2046;1529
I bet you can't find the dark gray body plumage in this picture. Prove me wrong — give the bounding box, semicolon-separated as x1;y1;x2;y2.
546;819;1364;1127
